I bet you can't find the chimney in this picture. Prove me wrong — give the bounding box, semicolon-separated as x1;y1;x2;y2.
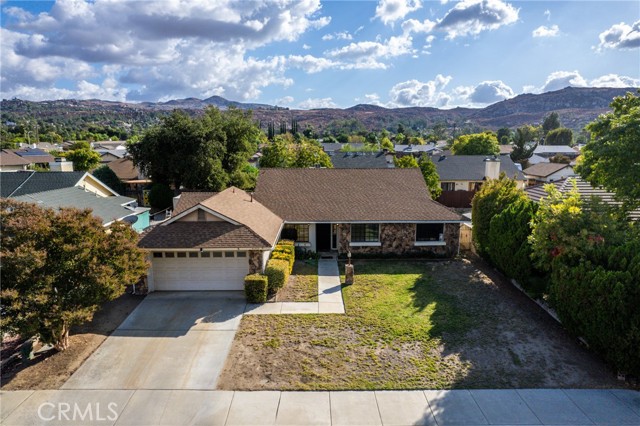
484;155;500;180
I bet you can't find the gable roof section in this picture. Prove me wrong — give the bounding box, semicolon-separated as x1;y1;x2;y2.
106;158;139;181
525;177;640;221
13;186;138;225
173;191;218;215
138;222;270;249
431;155;524;181
0;171;87;197
254;168;461;222
523;162;571;178
0;150;30;167
329;151;392;169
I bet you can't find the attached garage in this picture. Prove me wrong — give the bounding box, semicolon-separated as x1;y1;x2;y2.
150;251;249;291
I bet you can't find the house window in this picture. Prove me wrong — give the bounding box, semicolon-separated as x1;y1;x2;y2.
188;252;198;258
351;224;379;243
441;182;455;191
416;224;444;242
282;224;310;242
153;252;163;258
212;252;222;258
197;209;206;221
201;252;211;258
164;252;175;258
237;251;247;258
176;252;186;258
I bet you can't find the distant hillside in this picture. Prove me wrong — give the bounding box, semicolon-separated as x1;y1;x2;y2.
2;87;636;137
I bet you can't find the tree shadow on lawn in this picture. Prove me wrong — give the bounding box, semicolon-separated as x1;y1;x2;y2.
347;259;619;389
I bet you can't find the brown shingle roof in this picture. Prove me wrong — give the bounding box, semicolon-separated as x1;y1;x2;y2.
173;191;218;215
106;158;139;181
0;150;30;166
138;222;270;249
254;168;461;222
523;162;571;178
200;187;282;246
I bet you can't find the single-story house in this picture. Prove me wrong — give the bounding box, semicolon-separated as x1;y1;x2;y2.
138;168;462;291
533;145;580;159
11;148;55;168
1;171;150;232
97;149;127;163
523;163;575;185
321;143;365;152
431;155;526;208
525;177;640;221
0;150;30;171
393;144;437;158
328;151;394;168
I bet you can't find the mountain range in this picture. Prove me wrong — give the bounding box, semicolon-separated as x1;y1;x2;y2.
2;87;637;134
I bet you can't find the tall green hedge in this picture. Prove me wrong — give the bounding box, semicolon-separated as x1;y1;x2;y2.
549;238;640;376
244;274;268;303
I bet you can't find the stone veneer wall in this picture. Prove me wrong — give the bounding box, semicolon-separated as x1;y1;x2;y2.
248;250;262;274
337;223;459;257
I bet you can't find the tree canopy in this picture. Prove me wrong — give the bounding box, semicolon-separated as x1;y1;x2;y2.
545;127;573;145
542;111;561;135
418;154;442;199
66;147;101;171
510;125;539;163
576;91;640;209
451;132;499;155
394;155;419;168
128;107;261;191
260;135;332;168
0;200;148;350
92;165;123;194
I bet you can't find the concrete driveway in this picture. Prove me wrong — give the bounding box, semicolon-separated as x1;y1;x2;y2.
62;292;246;390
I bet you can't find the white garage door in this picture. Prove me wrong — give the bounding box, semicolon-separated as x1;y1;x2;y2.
152;251;249;291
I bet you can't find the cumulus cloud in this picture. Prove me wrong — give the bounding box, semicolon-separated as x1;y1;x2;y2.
388;75;452;107
435;0;519;39
276;96;294;105
1;0;329;101
532;24;559;38
322;31;353;41
460;80;515;104
298;97;337;109
375;0;422;26
525;71;638;94
596;20;640;50
540;70;588;92
401;18;436;34
590;74;639;88
326;35;414;65
288;54;339;73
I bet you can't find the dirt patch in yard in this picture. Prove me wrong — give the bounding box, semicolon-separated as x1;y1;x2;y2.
276;260;318;302
218;258;620;390
1;290;144;390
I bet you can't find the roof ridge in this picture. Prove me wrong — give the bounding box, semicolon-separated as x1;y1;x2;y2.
8;170;35;197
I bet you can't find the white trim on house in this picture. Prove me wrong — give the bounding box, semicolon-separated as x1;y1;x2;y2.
77;172;121;197
414;241;446;246
350;242;382;247
162;204;241;226
284;220;465;224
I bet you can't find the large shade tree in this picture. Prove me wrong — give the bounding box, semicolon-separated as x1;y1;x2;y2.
1;200;148;350
451;132;499;155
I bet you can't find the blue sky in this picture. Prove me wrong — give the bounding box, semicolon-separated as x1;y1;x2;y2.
1;0;638;109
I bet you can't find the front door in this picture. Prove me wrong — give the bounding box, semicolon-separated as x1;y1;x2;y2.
331;224;339;250
316;223;331;251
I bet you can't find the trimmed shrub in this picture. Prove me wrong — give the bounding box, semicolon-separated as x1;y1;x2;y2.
264;259;290;294
278;239;295;248
244;274;268;303
271;251;294;273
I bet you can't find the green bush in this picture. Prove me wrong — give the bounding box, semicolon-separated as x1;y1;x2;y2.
271;251;294;273
278;239;295;248
549;238;640;376
264;259;290;294
487;198;546;297
244;274;268;303
148;183;174;209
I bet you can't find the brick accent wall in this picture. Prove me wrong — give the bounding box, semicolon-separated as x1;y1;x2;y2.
338;223;459;257
248;250;262;274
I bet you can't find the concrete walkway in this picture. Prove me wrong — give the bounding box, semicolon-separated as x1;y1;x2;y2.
244;258;345;315
2;388;639;425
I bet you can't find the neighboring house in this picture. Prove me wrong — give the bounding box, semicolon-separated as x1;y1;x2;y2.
328;151;394;168
321;143;365;152
431;155;526;208
1;171;150;232
525;177;640;221
533;145;579;159
93;141;127;151
97;149;127;163
12;148;55;169
106;157;151;203
523;163;575;185
393;144;436;158
0;150;30;171
139;187;282;291
139;168;462;291
526;154;548;165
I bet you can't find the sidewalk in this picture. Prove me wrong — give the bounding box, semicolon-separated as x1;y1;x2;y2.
2;388;639;425
244;258;345;315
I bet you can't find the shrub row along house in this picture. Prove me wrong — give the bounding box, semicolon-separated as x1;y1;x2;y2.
138;168;462;291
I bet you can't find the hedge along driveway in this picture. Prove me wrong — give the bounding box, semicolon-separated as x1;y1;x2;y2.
217;259;618;391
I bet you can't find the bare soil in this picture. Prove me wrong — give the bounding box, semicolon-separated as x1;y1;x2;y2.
276;260;318;302
218;258;620;391
1;290;144;390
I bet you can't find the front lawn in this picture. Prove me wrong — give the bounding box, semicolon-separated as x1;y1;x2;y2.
276;260;318;302
218;259;617;390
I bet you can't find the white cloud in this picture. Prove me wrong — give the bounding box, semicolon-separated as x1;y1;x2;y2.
302;44;311;50
322;31;353;41
532;24;559;38
401;18;436;34
596;20;640;50
1;0;329;101
457;80;515;104
540;70;588;92
326;35;415;67
288;54;339;73
435;0;519;39
375;0;422;26
589;74;640;88
544;9;551;21
276;96;294;105
298;97;337;109
388;75;452;107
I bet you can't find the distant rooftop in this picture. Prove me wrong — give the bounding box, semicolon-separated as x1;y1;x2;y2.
329;151;393;169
